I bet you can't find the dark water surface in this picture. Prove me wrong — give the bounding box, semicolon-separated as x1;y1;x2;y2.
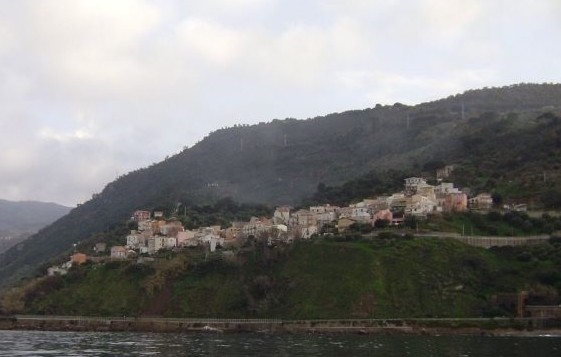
0;330;560;356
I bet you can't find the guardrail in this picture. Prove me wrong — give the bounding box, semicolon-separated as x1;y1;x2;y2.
7;315;560;332
415;233;550;248
10;315;550;324
13;315;283;324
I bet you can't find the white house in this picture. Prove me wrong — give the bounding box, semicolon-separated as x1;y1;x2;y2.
404;177;427;192
300;225;318;239
273;206;291;225
406;194;437;217
201;233;224;252
126;231;145;249
435;182;461;195
351;206;371;222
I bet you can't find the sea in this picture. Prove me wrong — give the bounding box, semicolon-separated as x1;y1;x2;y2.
0;330;560;356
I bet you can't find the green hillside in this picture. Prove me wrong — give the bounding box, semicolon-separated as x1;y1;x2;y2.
1;83;561;288
5;236;561;318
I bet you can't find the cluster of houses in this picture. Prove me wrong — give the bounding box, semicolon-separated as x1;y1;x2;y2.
48;167;498;276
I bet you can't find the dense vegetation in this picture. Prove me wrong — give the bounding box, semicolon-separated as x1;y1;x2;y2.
336;210;561;238
4;236;561;319
1;83;561;288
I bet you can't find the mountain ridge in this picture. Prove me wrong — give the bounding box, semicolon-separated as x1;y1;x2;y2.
0;199;71;257
0;199;70;234
1;83;560;288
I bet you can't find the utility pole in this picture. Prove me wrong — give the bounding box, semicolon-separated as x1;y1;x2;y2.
461;102;465;120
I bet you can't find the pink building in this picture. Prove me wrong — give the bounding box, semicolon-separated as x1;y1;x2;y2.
443;193;468;213
133;210;151;222
177;230;196;246
373;209;393;223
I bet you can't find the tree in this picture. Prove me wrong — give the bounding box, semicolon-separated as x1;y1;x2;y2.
374;219;390;229
404;215;418;229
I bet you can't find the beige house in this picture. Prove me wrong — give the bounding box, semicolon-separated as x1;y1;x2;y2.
243;217;267;236
160;220;184;237
223;222;245;241
94;242;106;253
110;246;127;259
291;209;317;227
337;217;357;232
436;165;455;180
406;194;437;217
469;193;494;211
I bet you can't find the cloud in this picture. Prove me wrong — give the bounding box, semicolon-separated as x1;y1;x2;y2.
22;0;163;98
175;19;248;66
417;0;482;40
178;0;277;21
336;68;496;105
0;0;559;206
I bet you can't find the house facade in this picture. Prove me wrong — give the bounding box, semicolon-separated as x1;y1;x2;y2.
110;246;127;259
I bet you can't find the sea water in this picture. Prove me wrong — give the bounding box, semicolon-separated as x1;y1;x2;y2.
0;330;560;356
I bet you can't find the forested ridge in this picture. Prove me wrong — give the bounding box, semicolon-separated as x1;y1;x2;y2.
1;83;560;288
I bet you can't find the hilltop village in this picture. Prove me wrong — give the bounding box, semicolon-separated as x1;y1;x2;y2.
47;166;513;276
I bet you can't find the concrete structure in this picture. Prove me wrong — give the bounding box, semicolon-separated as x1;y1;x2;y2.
47;266;68;276
469;193;494;211
110;246;127;259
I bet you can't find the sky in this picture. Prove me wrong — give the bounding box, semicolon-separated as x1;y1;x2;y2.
0;0;560;207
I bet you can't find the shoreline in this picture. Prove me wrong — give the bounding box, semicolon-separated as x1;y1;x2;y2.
2;316;561;336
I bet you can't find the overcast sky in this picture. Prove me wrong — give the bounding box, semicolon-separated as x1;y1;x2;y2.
0;0;560;206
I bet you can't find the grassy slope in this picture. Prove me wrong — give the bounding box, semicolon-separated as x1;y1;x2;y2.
10;237;537;319
276;239;495;318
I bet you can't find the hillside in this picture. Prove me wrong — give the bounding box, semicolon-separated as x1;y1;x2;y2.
0;200;70;255
1;83;561;288
0;200;70;233
5;237;561;319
